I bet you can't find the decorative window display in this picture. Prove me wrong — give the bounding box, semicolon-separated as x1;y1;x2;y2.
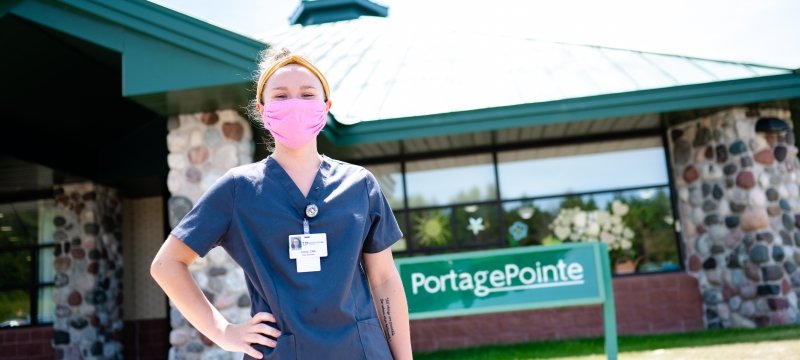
453;204;499;248
546;200;636;271
467;217;485;236
360;137;679;275
508;221;529;242
411;209;452;249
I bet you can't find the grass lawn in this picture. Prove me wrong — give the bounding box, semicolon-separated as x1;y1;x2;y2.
414;324;800;360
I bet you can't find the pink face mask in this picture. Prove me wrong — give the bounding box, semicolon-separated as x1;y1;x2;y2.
261;99;327;149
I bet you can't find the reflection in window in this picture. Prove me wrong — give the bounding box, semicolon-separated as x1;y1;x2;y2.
391;211;408;253
0;199;56;327
39;247;55;283
37;201;55;245
0;290;30;327
38;287;55;323
498;140;669;199
406;154;496;208
409;208;452;251
0;200;51;247
364;163;405;210
0;250;31;288
615;187;678;273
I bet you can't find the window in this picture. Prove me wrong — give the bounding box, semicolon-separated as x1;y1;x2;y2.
390;210;408;254
497;140;669;199
0;199;55;328
364;163;405;210
365;136;680;275
364;163;407;253
497;138;679;273
405;154;496;207
403;154;500;255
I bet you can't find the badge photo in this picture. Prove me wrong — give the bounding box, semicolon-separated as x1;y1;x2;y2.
289;235;303;251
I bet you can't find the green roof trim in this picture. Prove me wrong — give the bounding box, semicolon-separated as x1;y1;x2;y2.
325;73;800;145
7;0;265;113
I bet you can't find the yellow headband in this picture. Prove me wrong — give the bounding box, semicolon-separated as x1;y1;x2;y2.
256;54;331;107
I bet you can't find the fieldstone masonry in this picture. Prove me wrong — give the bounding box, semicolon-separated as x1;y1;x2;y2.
668;107;800;329
165;110;255;360
51;183;124;359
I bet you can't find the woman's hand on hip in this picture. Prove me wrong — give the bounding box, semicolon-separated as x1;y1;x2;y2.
217;312;281;359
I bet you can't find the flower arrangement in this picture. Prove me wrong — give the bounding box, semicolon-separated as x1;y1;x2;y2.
548;200;636;264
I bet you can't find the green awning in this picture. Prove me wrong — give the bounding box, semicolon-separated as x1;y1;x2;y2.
4;0;266;114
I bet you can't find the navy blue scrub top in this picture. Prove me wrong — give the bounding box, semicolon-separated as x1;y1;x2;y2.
170;155;403;359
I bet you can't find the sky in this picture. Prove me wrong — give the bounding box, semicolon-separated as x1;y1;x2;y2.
148;0;800;68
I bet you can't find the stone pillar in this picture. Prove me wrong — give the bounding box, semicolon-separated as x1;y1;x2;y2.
165;110;254;359
667;107;799;329
52;183;124;359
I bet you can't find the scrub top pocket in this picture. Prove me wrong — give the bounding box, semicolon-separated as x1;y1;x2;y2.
356;318;392;360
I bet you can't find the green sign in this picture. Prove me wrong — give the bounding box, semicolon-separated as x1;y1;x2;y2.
396;242;618;359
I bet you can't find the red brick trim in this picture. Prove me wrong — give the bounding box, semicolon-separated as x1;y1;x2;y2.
0;326;53;360
411;272;703;352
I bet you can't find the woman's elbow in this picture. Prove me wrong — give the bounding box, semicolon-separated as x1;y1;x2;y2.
150;253;168;282
150;236;189;281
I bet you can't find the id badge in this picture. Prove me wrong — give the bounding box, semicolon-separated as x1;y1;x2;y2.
288;233;328;272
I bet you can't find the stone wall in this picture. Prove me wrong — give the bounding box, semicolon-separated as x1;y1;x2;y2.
667;108;799;328
165;110;254;359
52;183;124;359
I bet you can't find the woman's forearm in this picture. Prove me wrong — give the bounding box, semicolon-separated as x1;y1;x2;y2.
150;257;229;343
371;273;413;359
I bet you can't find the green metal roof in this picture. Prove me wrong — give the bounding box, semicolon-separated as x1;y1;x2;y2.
5;0;265;114
264;16;800;145
3;2;798;147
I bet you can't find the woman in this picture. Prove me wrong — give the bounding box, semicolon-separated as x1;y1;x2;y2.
151;48;412;359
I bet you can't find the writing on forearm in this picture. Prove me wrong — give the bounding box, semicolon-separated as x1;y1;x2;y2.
379;297;396;341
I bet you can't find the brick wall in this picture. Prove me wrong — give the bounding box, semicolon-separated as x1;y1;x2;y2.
0;319;170;360
123;319;170;360
0;273;702;356
411;272;704;353
0;326;53;360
